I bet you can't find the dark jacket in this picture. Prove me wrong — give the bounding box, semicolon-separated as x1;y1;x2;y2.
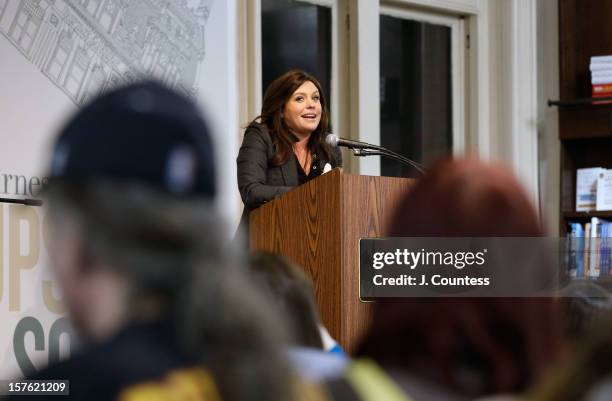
7;320;215;401
236;123;342;242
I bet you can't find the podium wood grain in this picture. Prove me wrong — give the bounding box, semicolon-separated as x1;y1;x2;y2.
250;169;415;353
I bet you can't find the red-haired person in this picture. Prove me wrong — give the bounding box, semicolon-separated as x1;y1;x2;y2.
326;158;565;401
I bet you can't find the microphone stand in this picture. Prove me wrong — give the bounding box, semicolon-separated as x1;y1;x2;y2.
349;147;426;175
0;197;43;206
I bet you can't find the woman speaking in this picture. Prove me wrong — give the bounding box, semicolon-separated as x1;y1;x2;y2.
236;70;342;241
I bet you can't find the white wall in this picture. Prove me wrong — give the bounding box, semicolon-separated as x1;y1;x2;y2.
197;0;240;227
486;0;540;208
536;0;560;235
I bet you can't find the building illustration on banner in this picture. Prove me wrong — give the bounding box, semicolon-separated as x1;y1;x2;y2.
0;0;213;105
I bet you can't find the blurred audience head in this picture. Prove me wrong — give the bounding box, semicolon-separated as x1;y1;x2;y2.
46;80;218;340
248;251;324;349
387;156;543;237
357;157;563;397
44;81;294;401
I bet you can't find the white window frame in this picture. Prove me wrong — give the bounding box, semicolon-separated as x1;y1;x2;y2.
379;6;466;155
378;0;492;163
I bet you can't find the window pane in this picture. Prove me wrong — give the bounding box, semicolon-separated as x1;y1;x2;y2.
380;15;452;178
261;0;332;117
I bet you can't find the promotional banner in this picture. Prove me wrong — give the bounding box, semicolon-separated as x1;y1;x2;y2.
0;0;236;380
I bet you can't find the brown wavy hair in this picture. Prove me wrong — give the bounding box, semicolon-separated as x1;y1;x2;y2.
252;70;333;166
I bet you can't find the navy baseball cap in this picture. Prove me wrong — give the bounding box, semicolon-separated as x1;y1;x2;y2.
48;81;216;198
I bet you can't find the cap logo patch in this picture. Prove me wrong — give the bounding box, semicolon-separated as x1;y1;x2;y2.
165;146;196;194
50;143;70;176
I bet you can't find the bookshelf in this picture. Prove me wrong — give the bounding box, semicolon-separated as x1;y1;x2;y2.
556;0;612;233
553;0;612;281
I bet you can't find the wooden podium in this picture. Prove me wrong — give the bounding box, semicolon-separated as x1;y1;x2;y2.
250;169;415;353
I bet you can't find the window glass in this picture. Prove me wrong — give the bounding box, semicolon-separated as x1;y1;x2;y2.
261;0;332;118
380;15;452;178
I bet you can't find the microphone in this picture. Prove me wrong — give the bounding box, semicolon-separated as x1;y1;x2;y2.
325;134;377;150
325;134;426;174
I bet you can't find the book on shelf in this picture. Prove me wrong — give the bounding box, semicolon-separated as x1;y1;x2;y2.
590;62;612;71
592;77;612;85
602;223;611;276
567;219;612;279
577;168;604;211
576;223;585;278
590;218;601;278
584;222;591;277
591;55;612;64
567;222;584;278
590;56;612;102
596;169;612;211
591;70;612;79
592;84;612;94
